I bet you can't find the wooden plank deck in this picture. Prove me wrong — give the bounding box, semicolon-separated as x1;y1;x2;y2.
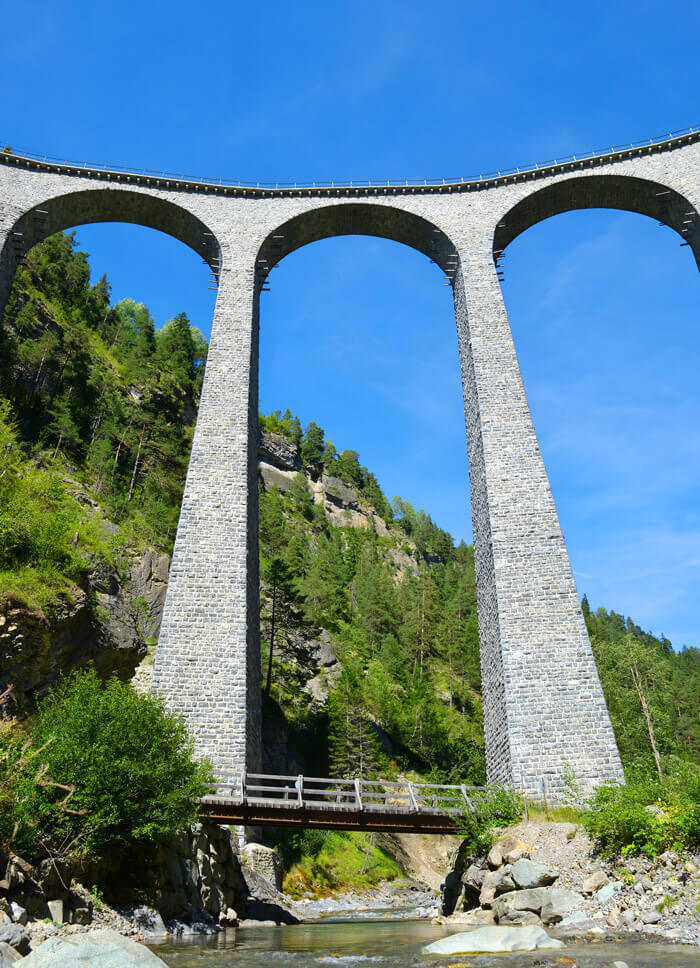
197;773;480;833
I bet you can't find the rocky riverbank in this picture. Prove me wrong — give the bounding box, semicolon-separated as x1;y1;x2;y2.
0;829;305;959
439;821;700;946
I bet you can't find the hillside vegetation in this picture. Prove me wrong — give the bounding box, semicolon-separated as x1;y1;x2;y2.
1;232;698;790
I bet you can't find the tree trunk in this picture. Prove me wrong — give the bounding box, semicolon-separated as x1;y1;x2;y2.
265;581;277;697
631;663;663;781
127;425;149;501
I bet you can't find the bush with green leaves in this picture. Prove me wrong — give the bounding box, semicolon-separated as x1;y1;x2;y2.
456;784;523;856
582;761;700;858
0;668;213;860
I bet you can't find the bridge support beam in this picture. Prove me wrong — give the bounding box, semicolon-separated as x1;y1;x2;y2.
150;267;262;781
454;237;624;797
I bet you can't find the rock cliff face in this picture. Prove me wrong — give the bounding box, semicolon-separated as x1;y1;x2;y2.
258;431;394;535
0;546;169;713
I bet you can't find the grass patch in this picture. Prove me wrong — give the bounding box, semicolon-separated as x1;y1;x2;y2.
280;830;402;899
524;804;584;824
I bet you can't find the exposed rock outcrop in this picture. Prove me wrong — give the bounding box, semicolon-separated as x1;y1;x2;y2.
0;547;169;714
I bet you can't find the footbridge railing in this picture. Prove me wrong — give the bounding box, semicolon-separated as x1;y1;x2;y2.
198;773;486;833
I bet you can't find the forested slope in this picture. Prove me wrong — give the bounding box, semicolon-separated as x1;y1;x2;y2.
0;232;698;784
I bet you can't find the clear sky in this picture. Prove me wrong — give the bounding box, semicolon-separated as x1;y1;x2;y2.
0;0;698;647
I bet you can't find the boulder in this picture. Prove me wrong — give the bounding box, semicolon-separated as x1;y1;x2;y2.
595;881;621;903
493;887;583;923
46;899;64;923
509;858;558;889
460;863;485;909
0;942;22;966
582;869;608;894
21;929;168;966
499;909;541;926
540;889;584;924
0;925;29;957
8;905;25;926
503;847;530;865
641;909;662;924
131;905;167;937
487;842;506;869
423;925;564;954
461;863;486;891
479;866;515;907
241;844;283;892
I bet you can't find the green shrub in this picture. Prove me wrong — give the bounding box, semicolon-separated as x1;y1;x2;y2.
0;721;49;856
280;830;402;898
456;784;523;856
1;668;213;860
582;762;700;858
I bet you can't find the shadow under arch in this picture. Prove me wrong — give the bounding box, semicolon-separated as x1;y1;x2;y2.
493;174;700;269
256;202;460;281
0;188;221;312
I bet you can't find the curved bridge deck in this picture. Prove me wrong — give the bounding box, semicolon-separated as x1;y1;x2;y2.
198;773;483;833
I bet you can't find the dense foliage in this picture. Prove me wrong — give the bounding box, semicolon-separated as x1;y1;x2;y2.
0;232;207;560
455;785;524;856
0;669;211;859
259;465;485;782
278;829;402;898
582;761;700;857
585;600;700;773
0;400;116;607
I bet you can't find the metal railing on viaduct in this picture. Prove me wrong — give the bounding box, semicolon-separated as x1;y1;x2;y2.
198;773;482;833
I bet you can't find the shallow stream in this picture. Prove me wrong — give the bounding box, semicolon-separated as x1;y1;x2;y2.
153;914;700;968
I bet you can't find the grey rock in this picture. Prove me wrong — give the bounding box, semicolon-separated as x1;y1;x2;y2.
21;928;168;966
540;890;585;925
581;869;608;894
461;864;486;891
510;858;558;889
258;431;301;472
8;905;25;927
595;881;622;902
503;848;529;865
487;842;506;869
642;909;662;924
0;925;29;956
423;925;564;953
241;844;283;892
46;899;64;924
131;905;167;937
479;867;515;907
498;909;541;925
493;887;582;923
0;942;22;965
559;910;588;925
322;475;359;510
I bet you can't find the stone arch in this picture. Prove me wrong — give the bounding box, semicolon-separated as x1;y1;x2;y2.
493;174;700;267
0;187;221;312
255;202;460;283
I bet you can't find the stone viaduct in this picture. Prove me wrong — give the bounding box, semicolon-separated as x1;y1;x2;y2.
0;131;697;796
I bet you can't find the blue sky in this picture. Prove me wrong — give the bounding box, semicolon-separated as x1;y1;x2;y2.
0;0;698;647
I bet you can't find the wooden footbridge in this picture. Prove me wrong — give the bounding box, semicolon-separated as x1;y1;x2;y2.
198;773;484;833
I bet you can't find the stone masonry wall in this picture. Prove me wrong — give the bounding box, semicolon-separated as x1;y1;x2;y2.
0;133;697;795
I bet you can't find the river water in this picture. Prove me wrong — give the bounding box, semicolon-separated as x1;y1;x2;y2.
153;915;700;968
